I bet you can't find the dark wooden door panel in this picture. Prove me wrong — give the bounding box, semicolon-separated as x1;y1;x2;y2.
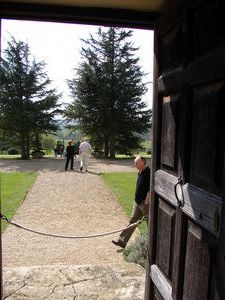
193;0;225;59
156;199;176;279
161;24;182;73
183;222;211;300
190;83;225;195
161;95;179;171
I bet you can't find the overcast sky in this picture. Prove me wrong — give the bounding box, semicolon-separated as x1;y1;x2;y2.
1;19;154;108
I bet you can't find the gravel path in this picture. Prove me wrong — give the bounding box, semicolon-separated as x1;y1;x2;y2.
1;157;146;267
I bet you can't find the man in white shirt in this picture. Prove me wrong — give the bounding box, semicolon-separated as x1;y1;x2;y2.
79;139;91;172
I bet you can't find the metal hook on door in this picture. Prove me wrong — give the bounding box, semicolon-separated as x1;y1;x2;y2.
174;177;184;207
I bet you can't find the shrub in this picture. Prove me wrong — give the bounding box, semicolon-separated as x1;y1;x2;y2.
31;149;45;158
146;148;151;155
92;150;104;158
7;147;20;155
0;143;9;152
42;135;56;154
123;232;148;268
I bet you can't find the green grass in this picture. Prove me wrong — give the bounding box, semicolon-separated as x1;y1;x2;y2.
0;155;21;160
101;172;148;233
141;140;152;149
115;153;151;159
114;154;133;159
1;172;38;232
0;154;55;159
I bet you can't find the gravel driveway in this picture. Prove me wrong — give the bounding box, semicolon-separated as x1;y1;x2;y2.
1;157;142;267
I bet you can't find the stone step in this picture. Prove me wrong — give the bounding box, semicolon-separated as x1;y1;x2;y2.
3;263;145;299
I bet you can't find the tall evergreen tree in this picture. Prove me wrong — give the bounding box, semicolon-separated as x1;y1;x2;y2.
0;37;61;159
66;27;151;158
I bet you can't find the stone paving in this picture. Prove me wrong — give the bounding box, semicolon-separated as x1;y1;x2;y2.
3;264;145;299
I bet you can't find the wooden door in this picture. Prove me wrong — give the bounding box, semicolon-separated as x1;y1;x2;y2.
145;1;225;299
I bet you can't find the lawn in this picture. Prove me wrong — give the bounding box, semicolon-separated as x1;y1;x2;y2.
101;172;148;233
1;172;37;232
115;153;151;159
0;155;21;160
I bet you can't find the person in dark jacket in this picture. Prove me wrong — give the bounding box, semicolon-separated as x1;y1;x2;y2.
112;155;150;248
65;141;75;171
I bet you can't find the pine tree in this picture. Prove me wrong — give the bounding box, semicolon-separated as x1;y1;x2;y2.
66;27;151;158
0;37;61;159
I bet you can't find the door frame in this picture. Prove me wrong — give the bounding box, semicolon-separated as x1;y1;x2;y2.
0;2;158;29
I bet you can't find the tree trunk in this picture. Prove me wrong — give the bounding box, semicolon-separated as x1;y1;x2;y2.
109;135;115;159
21;143;28;159
20;132;30;159
104;138;109;158
25;132;30;159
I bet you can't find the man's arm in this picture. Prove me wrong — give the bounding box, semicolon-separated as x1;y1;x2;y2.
144;191;150;205
144;167;151;204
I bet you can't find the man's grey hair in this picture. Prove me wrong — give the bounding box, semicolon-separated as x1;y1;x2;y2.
134;155;146;164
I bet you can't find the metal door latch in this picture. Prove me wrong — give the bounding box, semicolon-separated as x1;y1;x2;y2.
174;177;184;207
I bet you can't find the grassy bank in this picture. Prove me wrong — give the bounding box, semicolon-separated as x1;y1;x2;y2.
1;172;37;232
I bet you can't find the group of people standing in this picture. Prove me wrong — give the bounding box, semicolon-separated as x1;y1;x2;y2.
64;139;91;172
54;142;64;158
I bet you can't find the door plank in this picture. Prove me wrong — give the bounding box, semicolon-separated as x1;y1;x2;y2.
181;183;222;236
155;170;222;236
150;264;173;300
154;287;164;300
171;209;186;300
155;170;178;207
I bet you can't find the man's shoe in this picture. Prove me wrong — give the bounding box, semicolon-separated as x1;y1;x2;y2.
112;240;126;248
80;167;83;171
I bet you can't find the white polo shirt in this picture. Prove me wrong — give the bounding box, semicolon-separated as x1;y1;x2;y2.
79;141;91;153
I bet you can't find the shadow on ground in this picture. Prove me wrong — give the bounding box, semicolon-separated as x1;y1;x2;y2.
0;157;151;173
